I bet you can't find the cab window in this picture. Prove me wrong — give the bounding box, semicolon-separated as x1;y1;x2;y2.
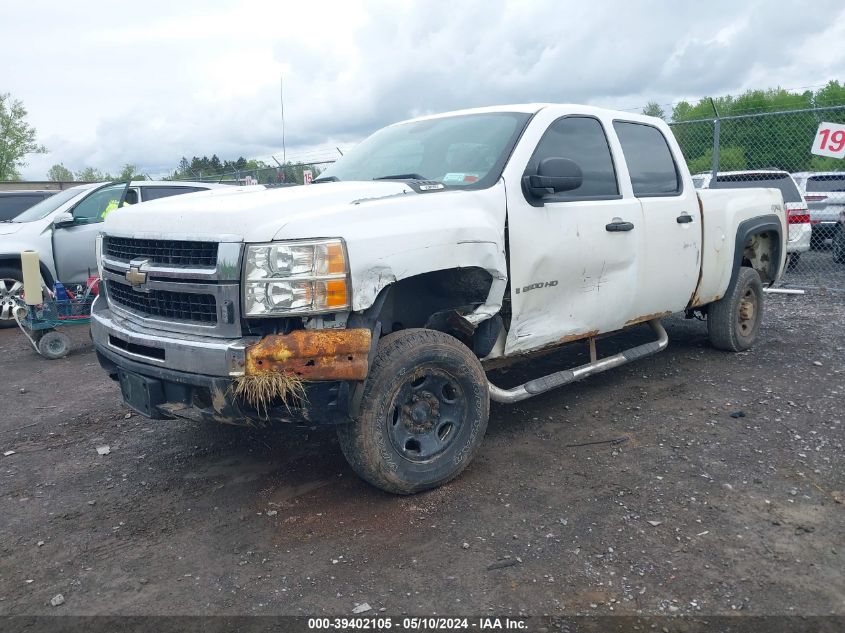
613;121;681;196
524;116;619;200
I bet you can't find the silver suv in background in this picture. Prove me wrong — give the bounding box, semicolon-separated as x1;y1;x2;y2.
792;172;845;249
0;180;226;327
693;170;810;271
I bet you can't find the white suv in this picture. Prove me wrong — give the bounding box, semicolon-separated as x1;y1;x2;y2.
694;170;810;270
792;172;845;249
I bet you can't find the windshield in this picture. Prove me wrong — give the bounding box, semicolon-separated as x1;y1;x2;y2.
12;187;87;222
712;173;803;203
317;112;531;187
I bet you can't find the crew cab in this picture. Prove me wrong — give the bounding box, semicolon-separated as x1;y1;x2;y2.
91;104;787;494
0;181;224;326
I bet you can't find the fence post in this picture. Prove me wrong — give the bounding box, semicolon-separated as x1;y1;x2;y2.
710;98;721;180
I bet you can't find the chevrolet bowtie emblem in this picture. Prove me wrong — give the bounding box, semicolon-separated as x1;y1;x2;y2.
125;266;147;286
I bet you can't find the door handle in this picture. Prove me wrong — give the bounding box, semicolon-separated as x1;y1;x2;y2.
605;221;634;232
676;213;694;224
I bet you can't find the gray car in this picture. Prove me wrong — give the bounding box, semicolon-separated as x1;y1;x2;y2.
0;181;227;326
792;171;845;248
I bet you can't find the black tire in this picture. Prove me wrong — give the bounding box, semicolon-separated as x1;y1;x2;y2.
707;267;764;352
0;265;26;329
337;328;489;494
833;226;845;264
786;252;801;272
38;330;71;360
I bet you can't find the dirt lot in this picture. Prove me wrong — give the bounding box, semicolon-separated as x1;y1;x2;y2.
0;293;843;618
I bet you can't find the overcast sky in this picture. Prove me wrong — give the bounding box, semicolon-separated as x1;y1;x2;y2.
3;0;845;180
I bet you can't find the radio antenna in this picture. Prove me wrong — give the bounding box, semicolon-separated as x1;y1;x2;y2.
280;75;287;164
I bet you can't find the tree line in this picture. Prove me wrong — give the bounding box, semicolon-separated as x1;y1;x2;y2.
643;80;845;174
168;155;324;185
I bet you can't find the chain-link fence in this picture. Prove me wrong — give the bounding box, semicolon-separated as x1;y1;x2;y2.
670;105;845;291
171;159;336;187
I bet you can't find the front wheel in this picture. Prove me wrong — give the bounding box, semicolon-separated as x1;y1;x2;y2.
707;267;763;352
0;266;26;329
337;329;489;494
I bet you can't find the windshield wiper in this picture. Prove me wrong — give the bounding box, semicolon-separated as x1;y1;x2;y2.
312;176;339;183
373;173;428;181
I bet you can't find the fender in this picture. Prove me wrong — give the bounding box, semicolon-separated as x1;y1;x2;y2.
726;214;783;295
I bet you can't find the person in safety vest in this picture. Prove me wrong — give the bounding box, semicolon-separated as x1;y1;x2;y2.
100;196;131;220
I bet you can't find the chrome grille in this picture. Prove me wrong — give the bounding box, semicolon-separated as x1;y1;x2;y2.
106;281;217;324
104;237;218;267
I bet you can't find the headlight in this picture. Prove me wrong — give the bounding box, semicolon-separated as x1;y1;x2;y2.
95;235;104;278
243;239;350;316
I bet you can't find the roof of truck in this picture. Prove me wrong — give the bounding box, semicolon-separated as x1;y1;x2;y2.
400;103;660;125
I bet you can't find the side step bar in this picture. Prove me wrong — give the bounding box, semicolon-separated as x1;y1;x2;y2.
488;319;669;404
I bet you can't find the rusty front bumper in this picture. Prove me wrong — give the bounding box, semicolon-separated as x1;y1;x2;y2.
244;329;371;381
93;306;373;425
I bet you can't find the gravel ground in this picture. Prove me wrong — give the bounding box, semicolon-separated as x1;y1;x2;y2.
782;248;845;291
0;292;843;618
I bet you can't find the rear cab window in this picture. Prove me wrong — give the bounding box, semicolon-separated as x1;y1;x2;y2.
613;121;681;196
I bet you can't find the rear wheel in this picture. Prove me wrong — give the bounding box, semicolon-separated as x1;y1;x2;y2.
833;226;845;264
0;266;26;329
337;329;489;494
786;252;801;271
708;267;763;352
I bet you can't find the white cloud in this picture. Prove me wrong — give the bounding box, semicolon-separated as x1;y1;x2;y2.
3;0;844;180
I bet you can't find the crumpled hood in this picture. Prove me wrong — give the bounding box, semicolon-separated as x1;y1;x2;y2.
103;182;415;242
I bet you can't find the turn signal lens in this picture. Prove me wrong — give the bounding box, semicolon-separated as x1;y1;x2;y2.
320;279;348;307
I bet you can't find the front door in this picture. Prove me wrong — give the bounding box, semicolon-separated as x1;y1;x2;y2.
52;182;129;284
504;114;644;354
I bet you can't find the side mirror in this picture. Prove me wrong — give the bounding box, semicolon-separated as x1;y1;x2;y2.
524;157;583;199
53;211;75;228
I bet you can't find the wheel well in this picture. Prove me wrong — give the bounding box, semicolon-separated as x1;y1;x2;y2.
740;231;778;284
0;255;55;287
369;267;494;336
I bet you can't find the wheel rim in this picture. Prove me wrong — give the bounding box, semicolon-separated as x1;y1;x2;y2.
0;278;26;322
388;368;467;462
737;287;758;337
46;337;66;355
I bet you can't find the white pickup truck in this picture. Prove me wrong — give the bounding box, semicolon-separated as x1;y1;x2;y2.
91;104;786;494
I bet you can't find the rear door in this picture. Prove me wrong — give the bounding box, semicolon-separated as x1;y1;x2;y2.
504;110;644;353
612;120;702;317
